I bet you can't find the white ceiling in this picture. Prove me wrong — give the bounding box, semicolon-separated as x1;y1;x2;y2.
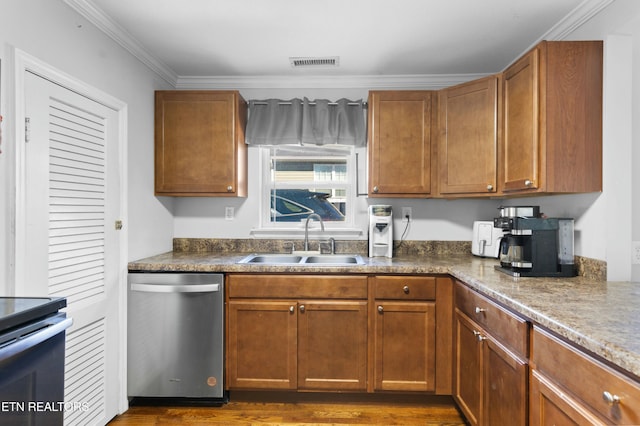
65;0;612;86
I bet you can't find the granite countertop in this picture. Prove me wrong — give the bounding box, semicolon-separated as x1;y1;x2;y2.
129;251;640;381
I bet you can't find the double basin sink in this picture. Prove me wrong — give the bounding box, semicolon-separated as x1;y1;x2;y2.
238;253;366;266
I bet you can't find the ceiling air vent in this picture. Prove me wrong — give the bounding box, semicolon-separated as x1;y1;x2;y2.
289;56;340;68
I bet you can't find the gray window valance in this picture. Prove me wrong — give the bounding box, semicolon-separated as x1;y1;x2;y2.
246;97;366;146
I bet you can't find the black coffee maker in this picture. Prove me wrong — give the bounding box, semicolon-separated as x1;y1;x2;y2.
494;206;576;278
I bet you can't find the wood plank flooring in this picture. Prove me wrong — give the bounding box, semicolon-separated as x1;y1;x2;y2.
108;393;467;425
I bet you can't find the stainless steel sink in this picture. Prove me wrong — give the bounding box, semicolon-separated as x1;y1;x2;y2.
304;255;364;265
238;254;303;264
237;253;365;266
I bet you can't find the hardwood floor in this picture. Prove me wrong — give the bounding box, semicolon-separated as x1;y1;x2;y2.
108;393;467;425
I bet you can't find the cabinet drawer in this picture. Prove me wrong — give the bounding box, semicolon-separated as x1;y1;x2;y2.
455;281;528;357
228;274;368;299
373;276;436;300
533;327;640;425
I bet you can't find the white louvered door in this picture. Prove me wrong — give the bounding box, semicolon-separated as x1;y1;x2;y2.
23;71;120;426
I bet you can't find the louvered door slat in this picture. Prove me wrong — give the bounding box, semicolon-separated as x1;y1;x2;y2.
50;278;103;298
50;162;104;180
64;319;106;425
49;239;103;255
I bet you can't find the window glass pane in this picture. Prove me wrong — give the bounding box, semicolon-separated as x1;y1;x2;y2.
270;189;343;222
268;146;351;223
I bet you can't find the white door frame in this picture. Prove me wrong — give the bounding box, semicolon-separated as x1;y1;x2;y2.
10;47;129;415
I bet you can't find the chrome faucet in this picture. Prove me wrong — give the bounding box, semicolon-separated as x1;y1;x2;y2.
304;213;325;251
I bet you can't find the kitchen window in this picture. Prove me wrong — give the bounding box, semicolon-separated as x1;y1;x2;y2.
259;145;357;230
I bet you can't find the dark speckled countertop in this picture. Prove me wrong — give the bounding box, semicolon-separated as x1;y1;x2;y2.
129;250;640;381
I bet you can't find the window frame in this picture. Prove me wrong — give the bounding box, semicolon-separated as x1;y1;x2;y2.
257;145;357;231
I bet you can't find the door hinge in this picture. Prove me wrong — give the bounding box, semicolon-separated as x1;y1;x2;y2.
25;117;31;143
115;220;123;230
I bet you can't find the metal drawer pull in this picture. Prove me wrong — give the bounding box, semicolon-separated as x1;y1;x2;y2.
403;285;410;294
378;305;384;313
603;391;620;405
475;307;486;314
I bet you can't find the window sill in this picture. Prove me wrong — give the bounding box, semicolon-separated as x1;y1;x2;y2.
250;227;365;239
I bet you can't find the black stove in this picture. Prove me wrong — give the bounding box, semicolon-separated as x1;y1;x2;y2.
0;297;70;425
0;297;67;341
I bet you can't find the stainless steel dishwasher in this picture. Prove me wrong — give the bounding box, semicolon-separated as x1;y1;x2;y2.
127;272;225;402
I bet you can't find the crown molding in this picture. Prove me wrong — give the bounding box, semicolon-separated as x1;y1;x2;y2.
174;73;491;90
65;0;613;90
506;0;614;69
543;0;615;40
63;0;178;86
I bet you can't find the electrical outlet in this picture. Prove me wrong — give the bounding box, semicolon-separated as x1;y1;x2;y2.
225;206;235;221
401;207;412;223
633;241;640;265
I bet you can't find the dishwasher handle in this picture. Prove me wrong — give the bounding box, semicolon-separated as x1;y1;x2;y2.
131;283;220;293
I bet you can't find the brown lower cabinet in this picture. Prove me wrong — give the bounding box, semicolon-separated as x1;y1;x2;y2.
226;275;368;391
454;280;528;426
227;300;297;390
297;300;368;390
530;326;640;425
372;276;438;392
226;274;452;394
226;274;640;426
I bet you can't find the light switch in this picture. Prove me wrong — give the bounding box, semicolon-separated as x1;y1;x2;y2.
225;207;234;220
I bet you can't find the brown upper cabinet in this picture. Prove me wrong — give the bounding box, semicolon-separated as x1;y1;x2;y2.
368;91;434;197
155;90;247;196
437;76;499;196
501;41;603;194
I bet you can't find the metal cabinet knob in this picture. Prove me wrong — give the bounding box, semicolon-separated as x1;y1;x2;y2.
486;184;493;191
473;330;486;342
299;305;305;313
378;305;384;313
289;306;295;313
603;391;621;405
524;179;532;187
227;185;233;192
403;285;410;294
373;186;379;193
475;307;486;314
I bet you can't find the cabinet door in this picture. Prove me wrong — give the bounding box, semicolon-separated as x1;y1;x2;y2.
297;300;368;391
438;76;498;195
454;311;482;426
502;48;540;192
455;309;528;426
155;90;247;196
530;369;607;426
373;301;436;392
483;335;528;426
368;91;432;196
227;300;297;389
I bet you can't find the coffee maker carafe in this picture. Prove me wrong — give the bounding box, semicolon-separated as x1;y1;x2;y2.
494;206;575;277
368;205;393;258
